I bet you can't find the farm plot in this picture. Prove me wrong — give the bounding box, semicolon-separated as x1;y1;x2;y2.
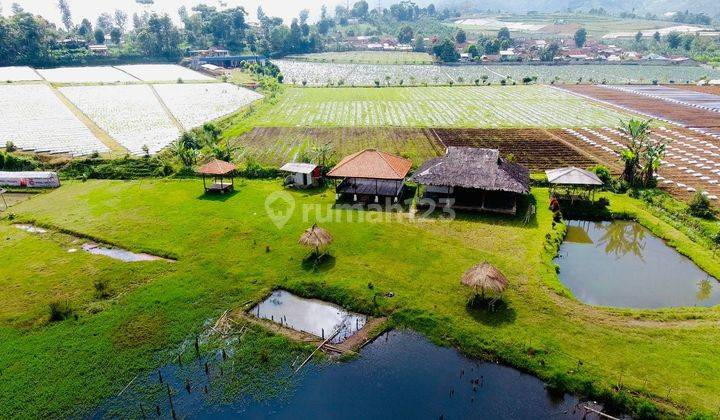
232;127;443;166
558;84;720;138
606;85;720;113
0;84;108;156
153;83;262;130
254;86;634;128
115;64;213;82
0;66;42;81
60;85;180;155
555;126;720;200
433;128;600;171
275;59;720;86
37;66;137;84
0;84;109;156
286;51;435;65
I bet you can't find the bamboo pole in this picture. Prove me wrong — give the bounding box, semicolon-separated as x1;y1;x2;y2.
294;328;341;375
582;405;619;420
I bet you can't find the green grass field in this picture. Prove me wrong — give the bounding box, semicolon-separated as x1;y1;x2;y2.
286;51;436;65
225;86;634;131
1;179;720;416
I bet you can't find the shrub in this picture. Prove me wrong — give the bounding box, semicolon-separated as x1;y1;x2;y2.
590;165;613;189
5;141;16;152
93;279;112;299
687;191;716;219
49;300;73;322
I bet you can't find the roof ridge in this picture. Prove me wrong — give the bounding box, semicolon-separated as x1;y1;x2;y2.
375;150;402;177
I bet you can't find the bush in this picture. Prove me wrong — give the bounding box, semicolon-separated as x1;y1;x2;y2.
5;141;17;152
0;151;39;171
93;279;112;299
241;157;280;179
49;300;73;322
590;165;613;189
687;191;716;219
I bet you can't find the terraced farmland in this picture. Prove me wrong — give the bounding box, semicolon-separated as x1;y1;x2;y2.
255;86;633;128
0;84;109;156
60;84;180;155
556;126;720;199
433;128;600;171
275;59;720;86
233;127;444;166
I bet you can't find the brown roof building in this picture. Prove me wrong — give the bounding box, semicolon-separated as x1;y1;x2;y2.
328;149;412;204
412;147;530;214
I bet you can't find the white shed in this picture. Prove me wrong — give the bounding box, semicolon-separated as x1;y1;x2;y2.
280;163;319;188
0;171;60;188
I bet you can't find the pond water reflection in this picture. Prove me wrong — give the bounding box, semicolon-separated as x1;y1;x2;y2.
94;330;603;419
556;220;720;308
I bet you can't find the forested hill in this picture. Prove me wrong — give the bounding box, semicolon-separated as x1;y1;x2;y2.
440;0;720;17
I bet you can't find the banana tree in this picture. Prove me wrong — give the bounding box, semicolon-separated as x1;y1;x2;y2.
618;118;652;185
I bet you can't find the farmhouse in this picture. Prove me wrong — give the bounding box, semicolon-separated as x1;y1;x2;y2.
411;147;530;214
280;162;320;188
327;149;412;203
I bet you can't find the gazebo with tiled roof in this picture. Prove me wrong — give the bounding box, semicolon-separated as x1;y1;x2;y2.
327;149;412;204
197;159;236;194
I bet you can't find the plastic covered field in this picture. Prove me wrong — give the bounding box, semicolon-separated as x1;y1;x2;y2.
0;66;42;81
0;84;108;156
115;64;213;82
153;83;262;130
36;66;138;83
60;84;180;155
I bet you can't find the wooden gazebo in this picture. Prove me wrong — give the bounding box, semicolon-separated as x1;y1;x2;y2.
197;159;236;194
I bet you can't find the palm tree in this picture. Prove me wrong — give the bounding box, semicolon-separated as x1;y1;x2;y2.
311;141;334;169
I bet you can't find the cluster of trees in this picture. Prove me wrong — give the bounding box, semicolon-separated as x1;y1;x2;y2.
463;28;512;60
671;10;712;25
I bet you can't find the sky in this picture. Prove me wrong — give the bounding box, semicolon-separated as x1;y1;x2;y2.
0;0;361;26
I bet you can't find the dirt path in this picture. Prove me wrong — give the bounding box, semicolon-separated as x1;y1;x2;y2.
149;84;186;132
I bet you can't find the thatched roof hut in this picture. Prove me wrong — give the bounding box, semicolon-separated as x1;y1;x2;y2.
299;224;333;254
197;159;236;194
461;262;509;297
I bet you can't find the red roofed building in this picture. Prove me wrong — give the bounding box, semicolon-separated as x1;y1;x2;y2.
327;149;412;204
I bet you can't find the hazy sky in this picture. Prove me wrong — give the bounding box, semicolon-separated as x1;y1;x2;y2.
0;0;359;25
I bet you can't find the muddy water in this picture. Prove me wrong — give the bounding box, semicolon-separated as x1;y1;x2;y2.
556;220;720;308
250;290;366;344
93;330;604;419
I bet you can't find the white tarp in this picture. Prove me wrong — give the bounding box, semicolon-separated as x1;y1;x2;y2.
0;171;60;188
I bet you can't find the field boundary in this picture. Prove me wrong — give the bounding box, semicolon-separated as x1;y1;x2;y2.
149;84;186;132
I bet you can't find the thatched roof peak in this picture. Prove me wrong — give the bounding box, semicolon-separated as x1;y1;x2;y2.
299;224;333;248
197;159;236;176
461;262;509;294
411;147;529;194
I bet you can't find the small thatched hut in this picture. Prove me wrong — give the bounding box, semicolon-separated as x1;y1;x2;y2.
461;262;509;299
411;147;529;214
197;159;236;193
298;224;333;255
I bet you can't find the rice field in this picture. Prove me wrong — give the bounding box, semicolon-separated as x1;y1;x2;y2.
275;60;720;86
253;86;634;128
0;66;42;82
60;85;180;155
115;64;213;82
153;83;263;130
0;84;108;156
37;66;138;84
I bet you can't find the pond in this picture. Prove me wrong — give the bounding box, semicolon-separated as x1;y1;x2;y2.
81;243;167;263
94;330;603;419
556;220;720;309
250;290;367;343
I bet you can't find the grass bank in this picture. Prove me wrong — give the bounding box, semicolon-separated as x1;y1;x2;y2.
0;179;719;417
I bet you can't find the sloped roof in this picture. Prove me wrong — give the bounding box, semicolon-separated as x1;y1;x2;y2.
280;162;318;174
327;149;412;180
0;171;57;179
411;147;529;194
546;167;602;186
197;159;236;175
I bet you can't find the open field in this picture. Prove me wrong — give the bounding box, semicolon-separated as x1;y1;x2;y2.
0;84;109;156
248;86;634;128
275;60;720;86
1;179;720;417
286;51;435;65
0;66;42;81
559;84;720;138
115;64;214;82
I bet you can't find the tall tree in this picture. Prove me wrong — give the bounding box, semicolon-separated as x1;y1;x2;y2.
57;0;72;31
574;28;587;48
114;10;128;32
398;25;413;44
93;28;105;44
455;29;467;44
